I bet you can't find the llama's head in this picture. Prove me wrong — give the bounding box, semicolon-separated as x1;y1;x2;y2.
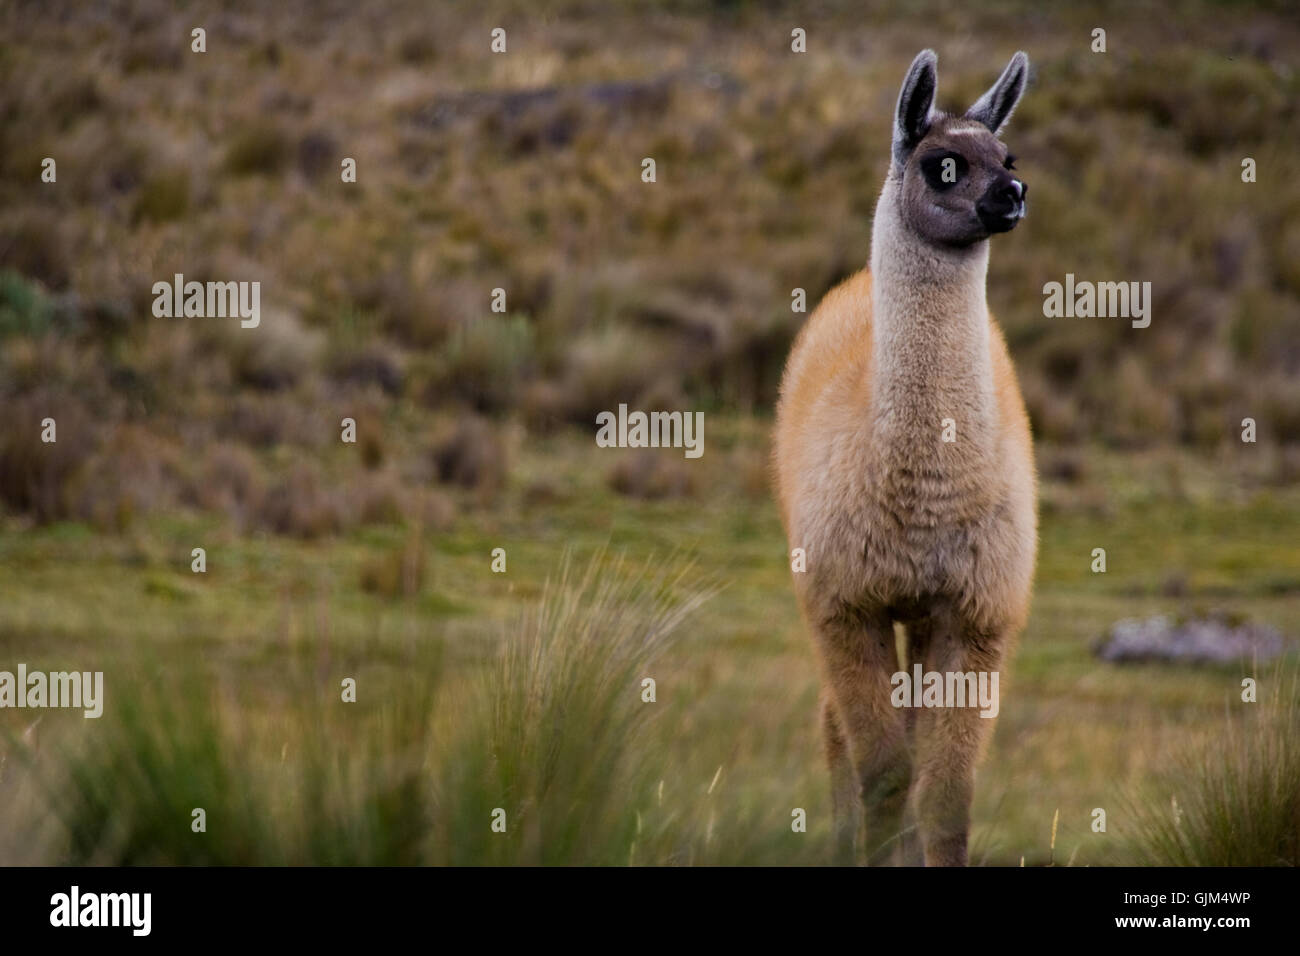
890;49;1029;249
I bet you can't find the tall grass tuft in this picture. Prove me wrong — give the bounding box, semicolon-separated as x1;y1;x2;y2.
9;553;714;865
1124;667;1300;866
430;552;715;865
31;672;274;865
13;650;442;865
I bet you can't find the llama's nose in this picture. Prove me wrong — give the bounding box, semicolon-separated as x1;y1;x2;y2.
996;179;1026;206
977;177;1027;233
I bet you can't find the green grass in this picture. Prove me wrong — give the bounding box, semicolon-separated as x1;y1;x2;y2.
429;552;719;865
1;0;1298;865
1;424;1296;865
1120;669;1300;866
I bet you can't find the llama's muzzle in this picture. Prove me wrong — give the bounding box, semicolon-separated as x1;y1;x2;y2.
977;176;1027;233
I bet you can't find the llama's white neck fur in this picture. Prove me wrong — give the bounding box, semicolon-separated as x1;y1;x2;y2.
868;174;999;470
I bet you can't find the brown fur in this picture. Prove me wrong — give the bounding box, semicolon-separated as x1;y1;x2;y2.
773;51;1037;866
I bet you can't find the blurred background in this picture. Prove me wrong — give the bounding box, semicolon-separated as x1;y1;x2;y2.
0;0;1297;866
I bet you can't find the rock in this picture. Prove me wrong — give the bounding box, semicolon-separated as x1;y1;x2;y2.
1095;612;1287;663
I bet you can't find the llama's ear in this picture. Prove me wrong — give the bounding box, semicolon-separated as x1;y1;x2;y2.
893;49;937;167
965;51;1029;135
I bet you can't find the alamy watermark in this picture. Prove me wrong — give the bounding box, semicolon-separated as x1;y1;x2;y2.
890;665;999;718
595;403;704;458
151;273;260;328
0;665;103;718
50;886;150;936
1042;273;1151;328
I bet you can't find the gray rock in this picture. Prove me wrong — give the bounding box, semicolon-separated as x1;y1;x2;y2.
1095;612;1287;663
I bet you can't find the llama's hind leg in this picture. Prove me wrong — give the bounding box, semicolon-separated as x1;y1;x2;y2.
821;695;858;865
814;607;911;866
912;610;1004;866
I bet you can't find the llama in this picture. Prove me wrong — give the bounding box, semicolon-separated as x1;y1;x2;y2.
773;50;1038;866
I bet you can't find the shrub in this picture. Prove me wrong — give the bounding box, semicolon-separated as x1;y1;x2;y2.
607;449;696;500
0;270;56;339
70;425;187;531
14;657;440;865
223;123;291;177
431;416;508;502
191;442;266;529
0;393;92;523
431;553;714;865
425;316;535;413
1124;670;1300;865
359;533;426;599
0;218;71;290
14;555;708;865
131;168;190;224
255;462;343;538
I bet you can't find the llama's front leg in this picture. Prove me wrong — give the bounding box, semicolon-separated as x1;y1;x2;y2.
897;617;935;866
911;611;1004;866
814;607;910;866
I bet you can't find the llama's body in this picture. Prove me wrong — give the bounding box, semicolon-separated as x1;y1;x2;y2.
773;51;1037;866
776;193;1036;638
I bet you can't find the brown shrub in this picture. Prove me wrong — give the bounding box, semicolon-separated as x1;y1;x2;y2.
1270;446;1300;487
431;417;508;502
606;450;695;500
1020;368;1084;445
296;130;338;181
359;532;426;599
408;487;457;532
329;342;405;397
131;168;191;224
359;425;385;470
1039;448;1089;485
550;326;666;424
340;409;386;470
47;71;104;129
191;442;266;528
731;444;771;500
423;316;534;413
122;36;183;73
1256;374;1300;445
70;425;188;531
345;468;407;526
222;308;323;392
0;394;93;523
254;462;343;538
396;32;439;65
223;123;291;177
521;478;568;511
0;216;72;290
218;392;327;449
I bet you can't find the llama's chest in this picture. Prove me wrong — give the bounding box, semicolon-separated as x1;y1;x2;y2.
792;435;1021;617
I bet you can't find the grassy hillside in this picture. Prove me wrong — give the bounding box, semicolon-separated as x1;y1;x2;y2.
2;420;1297;864
0;0;1297;864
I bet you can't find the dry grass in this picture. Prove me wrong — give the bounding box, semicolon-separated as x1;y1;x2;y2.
2;1;1298;535
1;0;1297;867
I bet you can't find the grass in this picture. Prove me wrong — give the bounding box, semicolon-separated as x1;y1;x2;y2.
1;423;1297;865
4;2;1300;458
2;550;724;866
0;0;1297;866
429;552;717;865
1121;668;1300;866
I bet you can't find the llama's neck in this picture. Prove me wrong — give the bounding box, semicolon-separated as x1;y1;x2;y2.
868;176;999;466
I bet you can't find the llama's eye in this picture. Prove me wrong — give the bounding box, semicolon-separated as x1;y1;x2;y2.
920;151;967;191
1003;154;1017;170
